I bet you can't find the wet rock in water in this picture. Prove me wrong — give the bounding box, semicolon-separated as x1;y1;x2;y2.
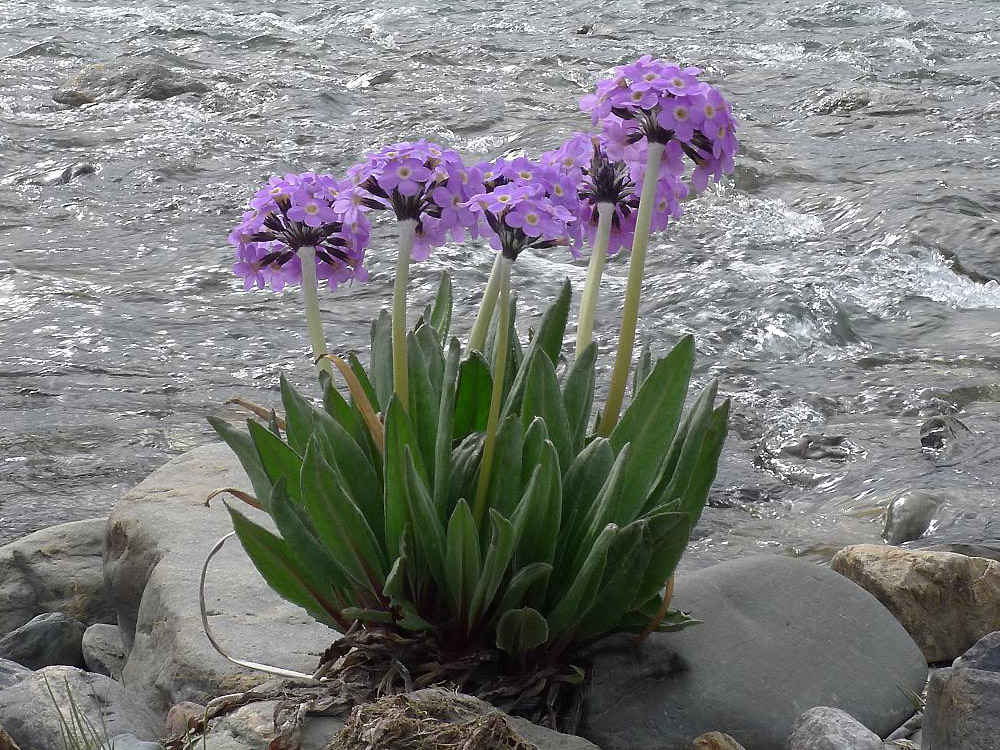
583;556;925;750
926;540;1000;562
809;89;871;114
924;632;1000;750
53;59;208;106
780;433;853;460
786;706;883;750
81;623;126;679
882;489;943;544
0;666;161;750
0;659;32;690
919;414;971;452
104;443;333;716
831;544;1000;662
0;517;112;636
692;731;747;749
0;612;86;670
345;69;397;90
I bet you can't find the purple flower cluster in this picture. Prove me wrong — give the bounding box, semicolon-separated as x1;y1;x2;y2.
581;55;738;195
228;172;370;291
348;140;483;260
464;157;578;260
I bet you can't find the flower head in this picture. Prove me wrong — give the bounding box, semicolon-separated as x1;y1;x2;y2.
350;140;483;260
228;172;369;292
581;56;739;195
464;158;577;260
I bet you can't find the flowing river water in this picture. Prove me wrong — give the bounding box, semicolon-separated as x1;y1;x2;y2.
1;0;999;569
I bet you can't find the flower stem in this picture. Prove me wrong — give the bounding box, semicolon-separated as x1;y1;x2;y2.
472;254;512;526
297;245;333;377
392;219;417;411
597;142;665;437
465;252;503;357
575;201;614;356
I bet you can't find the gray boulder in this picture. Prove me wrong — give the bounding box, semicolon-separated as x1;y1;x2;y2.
101;735;163;750
82;623;127;679
583;555;926;750
0;658;32;690
831;544;1000;662
0;517;112;636
786;707;883;750
923;631;1000;749
104;442;334;717
0;665;161;750
0;612;86;669
53;59;208;106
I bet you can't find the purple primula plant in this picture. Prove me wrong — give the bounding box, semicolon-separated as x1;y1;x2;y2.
581;56;737;435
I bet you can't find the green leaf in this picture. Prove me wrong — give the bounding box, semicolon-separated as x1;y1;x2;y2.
348;352;381;416
370;310;393;412
562;341;597;454
268;477;351;595
469;509;515;625
575;519;649;640
384;396;430;557
414;321;445;392
484;415;523;520
208;416;272;505
519;352;572;473
557;437;615;554
247;420;302;502
444;499;481;617
567;443;632;573
311;411;384;545
496;607;549;655
279;374;316;456
226;504;342;630
634;510;691;606
433;339;461;518
406;330;439;477
610;335;695;521
453;353;492;441
632;344;652;396
321;377;373;463
448;432;484;517
519;417;549;496
497;562;552;615
648;379;719;516
300;439;386;593
501;279;571;419
511;440;561;568
546;522;616;634
403;447;447;589
429;271;453;342
678;399;729;526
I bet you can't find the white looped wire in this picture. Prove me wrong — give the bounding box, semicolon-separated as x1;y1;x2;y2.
199;531;319;681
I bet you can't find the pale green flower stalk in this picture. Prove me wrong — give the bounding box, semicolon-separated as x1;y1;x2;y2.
472;253;512;525
298;245;334;377
465;252;504;356
597;141;665;436
574;201;614;355
392;219;417;410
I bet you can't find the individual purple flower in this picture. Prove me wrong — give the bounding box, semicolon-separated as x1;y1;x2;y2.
350;139;483;260
228;172;369;292
581;56;738;195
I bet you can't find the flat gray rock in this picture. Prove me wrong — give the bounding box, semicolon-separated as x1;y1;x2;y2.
0;517;112;636
104;442;335;717
0;665;160;749
583;555;926;750
0;612;86;669
787;706;883;750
